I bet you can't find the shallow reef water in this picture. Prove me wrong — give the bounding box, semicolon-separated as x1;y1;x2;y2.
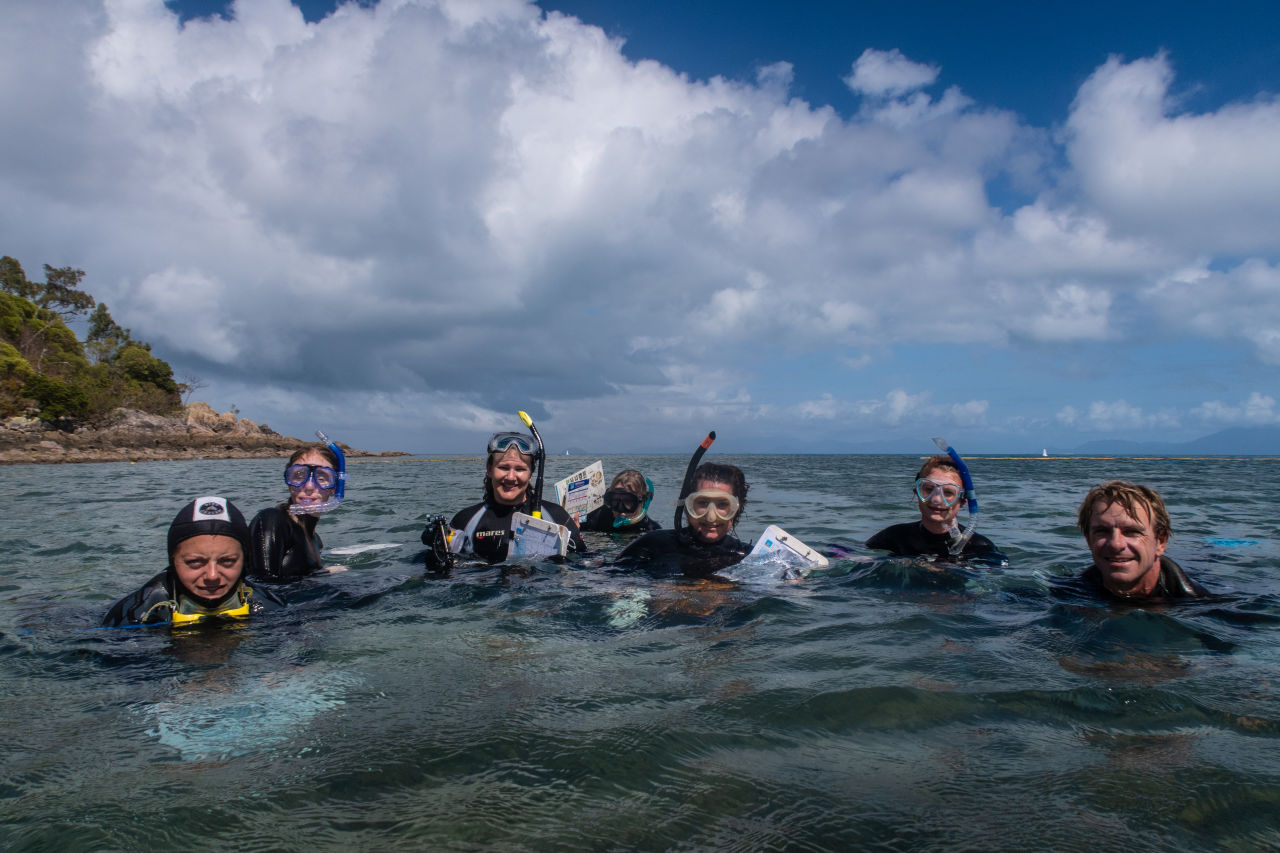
2;453;1278;851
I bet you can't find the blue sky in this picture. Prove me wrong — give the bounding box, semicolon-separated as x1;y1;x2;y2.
2;0;1278;453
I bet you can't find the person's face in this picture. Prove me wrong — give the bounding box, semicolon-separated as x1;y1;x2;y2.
916;466;964;534
172;534;244;603
288;449;337;508
687;479;735;544
1085;499;1168;598
488;448;532;506
606;482;646;519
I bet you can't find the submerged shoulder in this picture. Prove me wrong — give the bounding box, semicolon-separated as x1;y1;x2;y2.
101;570;172;627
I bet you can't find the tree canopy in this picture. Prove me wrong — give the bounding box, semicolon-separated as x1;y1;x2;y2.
0;255;182;424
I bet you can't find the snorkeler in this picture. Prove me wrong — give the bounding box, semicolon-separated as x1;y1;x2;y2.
102;496;280;627
581;469;660;534
616;433;749;577
247;437;345;583
866;454;1006;564
1068;480;1208;601
423;426;584;568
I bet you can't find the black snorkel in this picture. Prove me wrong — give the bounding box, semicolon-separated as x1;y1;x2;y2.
517;410;546;518
673;430;716;531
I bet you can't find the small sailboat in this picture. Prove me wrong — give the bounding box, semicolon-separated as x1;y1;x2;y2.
1042;448;1048;457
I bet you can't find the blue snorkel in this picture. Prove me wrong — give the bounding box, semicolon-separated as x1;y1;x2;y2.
289;429;347;515
931;436;977;555
612;477;655;529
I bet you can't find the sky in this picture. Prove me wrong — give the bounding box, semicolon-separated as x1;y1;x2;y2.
2;0;1278;454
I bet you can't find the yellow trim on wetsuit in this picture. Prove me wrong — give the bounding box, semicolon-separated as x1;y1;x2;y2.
170;585;253;626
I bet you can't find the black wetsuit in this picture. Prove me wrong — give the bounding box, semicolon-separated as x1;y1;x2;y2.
247;504;324;583
101;571;279;627
866;522;1007;564
616;527;749;578
425;499;586;566
1068;555;1209;601
581;505;661;534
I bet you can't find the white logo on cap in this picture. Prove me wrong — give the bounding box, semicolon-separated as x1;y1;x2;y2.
193;496;231;522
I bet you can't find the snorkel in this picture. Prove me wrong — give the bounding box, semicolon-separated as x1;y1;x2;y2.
674;430;716;531
612;477;655;529
288;430;347;516
931;436;978;555
517;411;546;518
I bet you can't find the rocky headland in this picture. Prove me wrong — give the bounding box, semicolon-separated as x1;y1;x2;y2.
0;401;408;465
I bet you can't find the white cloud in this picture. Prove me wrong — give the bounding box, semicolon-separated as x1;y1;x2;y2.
1;4;1278;449
1192;392;1280;426
1143;259;1280;364
1083;399;1180;432
1067;52;1280;254
844;48;938;98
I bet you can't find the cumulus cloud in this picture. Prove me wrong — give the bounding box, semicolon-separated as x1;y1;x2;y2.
796;389;987;429
845;48;938;98
0;2;1277;449
1192;392;1280;426
1067;52;1280;254
1082;400;1180;432
1142;259;1280;364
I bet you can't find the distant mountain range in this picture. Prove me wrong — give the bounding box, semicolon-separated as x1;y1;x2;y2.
1062;426;1280;456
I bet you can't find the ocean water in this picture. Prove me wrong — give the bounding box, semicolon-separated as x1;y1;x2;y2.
2;453;1279;851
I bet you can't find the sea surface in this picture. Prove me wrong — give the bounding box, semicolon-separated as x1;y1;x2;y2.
2;453;1279;851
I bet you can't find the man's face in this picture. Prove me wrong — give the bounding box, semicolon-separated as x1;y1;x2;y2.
1085;499;1168;598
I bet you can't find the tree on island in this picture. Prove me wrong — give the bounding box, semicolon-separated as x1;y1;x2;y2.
1;255;181;426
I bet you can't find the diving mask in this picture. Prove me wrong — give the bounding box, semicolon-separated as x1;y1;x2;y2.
915;477;961;507
488;432;538;456
285;464;339;491
604;487;648;515
683;490;739;522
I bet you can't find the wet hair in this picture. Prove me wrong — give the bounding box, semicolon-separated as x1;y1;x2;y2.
690;461;748;524
1077;480;1171;542
915;454;960;482
610;469;651;496
287;444;339;470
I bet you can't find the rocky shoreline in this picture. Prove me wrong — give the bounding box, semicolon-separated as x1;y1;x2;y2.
0;402;409;465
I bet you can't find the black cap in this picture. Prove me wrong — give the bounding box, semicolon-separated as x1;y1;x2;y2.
167;496;251;560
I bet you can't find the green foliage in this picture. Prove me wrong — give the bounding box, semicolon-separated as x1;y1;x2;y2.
39;264;95;319
21;373;89;422
116;343;179;394
86;302;132;364
0;256;39;301
0;255;183;424
0;341;34;418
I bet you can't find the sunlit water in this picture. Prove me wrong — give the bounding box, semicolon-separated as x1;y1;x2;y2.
2;454;1279;851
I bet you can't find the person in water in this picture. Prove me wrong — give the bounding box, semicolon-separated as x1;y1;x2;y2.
1073;480;1207;601
423;431;585;567
102;496;274;627
617;461;750;577
581;469;660;534
866;455;1005;563
247;445;340;582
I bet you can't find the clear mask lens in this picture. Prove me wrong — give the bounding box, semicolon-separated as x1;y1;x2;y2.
684;490;739;521
915;477;961;507
285;464;338;490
